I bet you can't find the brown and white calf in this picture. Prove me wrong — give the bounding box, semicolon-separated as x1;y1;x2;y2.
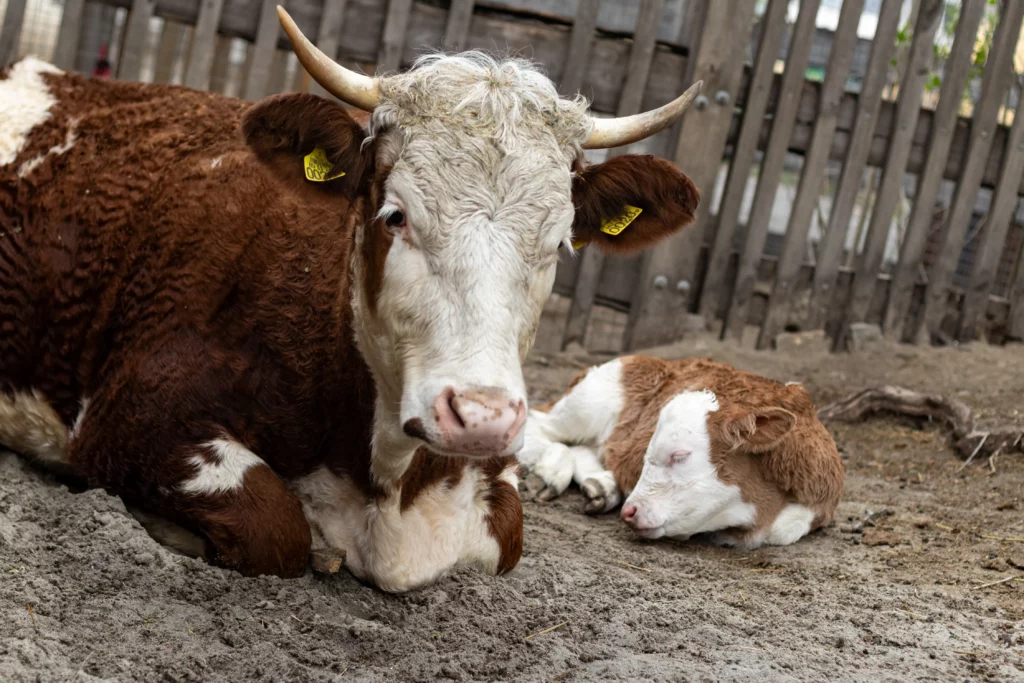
520;356;844;548
0;10;701;590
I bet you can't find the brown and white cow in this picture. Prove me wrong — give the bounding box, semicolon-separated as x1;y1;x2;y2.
520;356;844;548
0;10;701;590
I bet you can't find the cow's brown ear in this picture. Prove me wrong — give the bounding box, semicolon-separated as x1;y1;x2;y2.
242;93;372;196
718;407;796;454
571;154;698;253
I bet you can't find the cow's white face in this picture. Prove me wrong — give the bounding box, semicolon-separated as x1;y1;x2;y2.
621;391;755;540
243;55;700;462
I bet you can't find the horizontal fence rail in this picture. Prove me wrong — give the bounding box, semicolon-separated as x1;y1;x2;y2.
2;0;1024;352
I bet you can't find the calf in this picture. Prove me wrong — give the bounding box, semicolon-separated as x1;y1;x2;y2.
0;8;701;591
520;356;843;548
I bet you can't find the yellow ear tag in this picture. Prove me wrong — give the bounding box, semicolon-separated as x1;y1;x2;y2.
600;205;642;236
303;147;346;182
571;239;588;250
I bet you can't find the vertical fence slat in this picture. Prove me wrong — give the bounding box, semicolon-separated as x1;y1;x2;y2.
878;1;987;340
719;0;820;343
919;0;1024;342
622;0;757;350
757;0;865;348
208;35;234;93
309;0;351;98
443;0;476;52
1011;242;1024;340
839;0;943;340
243;0;280;100
118;0;157;81
804;0;903;331
54;0;87;70
0;0;29;64
559;0;602;96
958;100;1024;341
697;0;788;326
183;0;227;90
153;21;185;83
561;0;663;350
378;0;415;73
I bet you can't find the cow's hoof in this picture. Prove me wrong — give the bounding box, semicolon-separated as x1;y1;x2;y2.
581;476;620;515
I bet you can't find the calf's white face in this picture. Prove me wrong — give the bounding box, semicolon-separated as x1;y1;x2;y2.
621;391;756;539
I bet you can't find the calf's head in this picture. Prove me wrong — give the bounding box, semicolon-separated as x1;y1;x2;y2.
621;391;795;539
245;8;701;458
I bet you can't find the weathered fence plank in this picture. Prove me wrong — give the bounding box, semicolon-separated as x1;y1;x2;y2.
562;0;663;350
308;0;351;98
243;0;280;100
0;0;27;65
877;1;986;341
184;0;227;90
208;35;234;93
119;0;158;81
54;0;88;70
839;0;943;341
558;0;602;96
1011;247;1024;340
621;0;756;350
697;0;788;326
919;0;1024;343
757;0;864;349
720;0;820;343
153;20;186;83
804;0;902;332
958;97;1024;341
443;0;476;51
378;0;415;72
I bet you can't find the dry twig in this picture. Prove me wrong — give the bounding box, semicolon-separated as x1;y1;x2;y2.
972;575;1019;590
525;621;570;641
615;561;651;572
26;604;37;631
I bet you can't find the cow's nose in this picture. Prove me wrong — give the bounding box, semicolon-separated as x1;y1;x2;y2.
621;504;638;524
432;386;526;455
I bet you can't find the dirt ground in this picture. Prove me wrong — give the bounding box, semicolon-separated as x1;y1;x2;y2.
2;332;1023;682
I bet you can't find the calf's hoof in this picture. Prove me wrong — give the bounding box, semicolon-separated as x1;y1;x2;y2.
581;476;620;515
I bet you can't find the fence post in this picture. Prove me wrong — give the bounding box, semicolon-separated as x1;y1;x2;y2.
558;0;602;97
184;0;227;90
118;0;157;81
562;0;664;350
443;0;476;52
757;0;864;348
308;0;352;98
378;0;415;73
697;0;788;329
838;0;943;345
243;0;280;100
719;0;821;344
54;0;87;71
918;0;1024;343
0;0;28;64
622;0;756;351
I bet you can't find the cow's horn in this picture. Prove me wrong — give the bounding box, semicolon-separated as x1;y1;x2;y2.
277;6;381;111
582;81;703;150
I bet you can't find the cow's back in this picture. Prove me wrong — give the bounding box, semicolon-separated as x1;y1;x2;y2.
0;60;367;476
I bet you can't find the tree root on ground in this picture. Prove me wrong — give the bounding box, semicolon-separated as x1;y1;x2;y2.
818;385;1023;461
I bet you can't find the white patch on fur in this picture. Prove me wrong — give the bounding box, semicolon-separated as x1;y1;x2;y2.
17;116;79;178
179;439;265;495
209;155;223;169
0;57;64;167
765;503;815;546
69;398;89;441
623;390;757;540
293;463;504;593
0;389;69;465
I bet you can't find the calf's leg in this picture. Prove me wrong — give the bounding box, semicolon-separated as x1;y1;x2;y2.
571;445;620;514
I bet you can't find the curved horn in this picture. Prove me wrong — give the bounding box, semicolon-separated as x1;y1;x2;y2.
276;6;381;111
582;81;703;150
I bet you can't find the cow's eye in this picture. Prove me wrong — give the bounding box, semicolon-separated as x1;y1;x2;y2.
669;449;691;466
385;210;406;230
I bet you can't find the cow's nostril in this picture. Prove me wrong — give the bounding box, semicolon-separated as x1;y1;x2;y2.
621;504;638;522
445;389;466;430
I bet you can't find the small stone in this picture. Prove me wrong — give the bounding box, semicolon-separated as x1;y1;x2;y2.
862;530;902;547
846;322;883;352
980;557;1009;572
909;516;933;529
311;548;347;574
133;552;155;566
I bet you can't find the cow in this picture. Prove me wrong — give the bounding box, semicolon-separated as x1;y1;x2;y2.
519;356;844;548
0;9;702;591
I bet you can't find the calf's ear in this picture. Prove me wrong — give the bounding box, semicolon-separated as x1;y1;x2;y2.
571;154;699;253
242;93;373;196
719;407;796;453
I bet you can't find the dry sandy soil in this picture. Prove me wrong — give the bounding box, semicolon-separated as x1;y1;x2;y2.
2;332;1023;682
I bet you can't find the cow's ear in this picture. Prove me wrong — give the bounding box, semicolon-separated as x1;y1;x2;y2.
242;93;373;196
718;407;796;454
571;154;699;253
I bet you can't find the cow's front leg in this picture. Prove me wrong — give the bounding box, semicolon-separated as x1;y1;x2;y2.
69;372;311;578
571;445;621;514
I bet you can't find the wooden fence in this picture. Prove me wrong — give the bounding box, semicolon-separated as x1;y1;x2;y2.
3;0;1024;352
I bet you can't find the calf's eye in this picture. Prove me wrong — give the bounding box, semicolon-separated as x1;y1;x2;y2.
669;449;691;466
385;210;406;230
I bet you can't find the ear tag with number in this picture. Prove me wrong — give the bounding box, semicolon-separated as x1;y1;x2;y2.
303;147;346;182
572;205;643;250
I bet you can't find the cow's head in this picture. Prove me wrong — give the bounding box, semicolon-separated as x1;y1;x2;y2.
245;8;701;459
